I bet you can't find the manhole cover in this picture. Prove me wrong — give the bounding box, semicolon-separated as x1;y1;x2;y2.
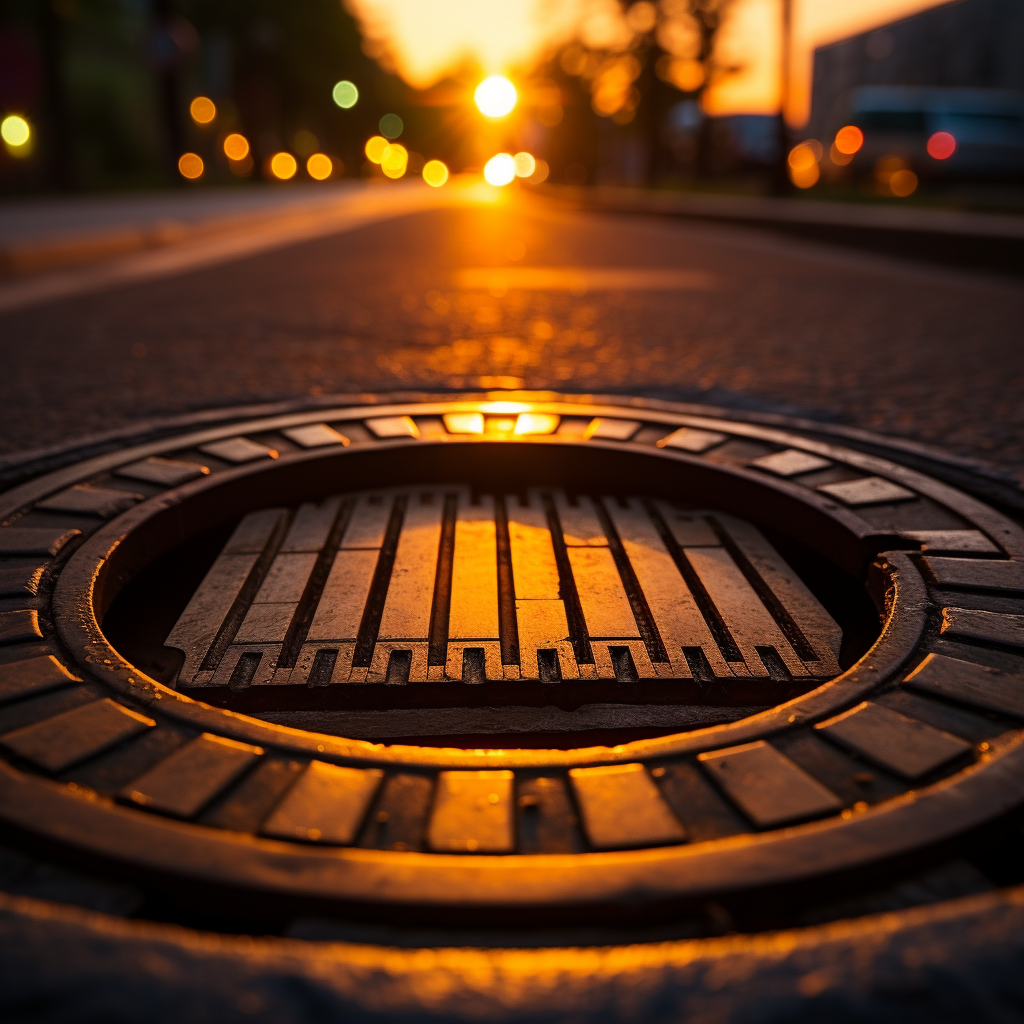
1;395;1022;928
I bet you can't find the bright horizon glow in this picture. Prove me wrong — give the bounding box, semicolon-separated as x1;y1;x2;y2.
475;76;517;117
484;153;516;186
350;0;951;126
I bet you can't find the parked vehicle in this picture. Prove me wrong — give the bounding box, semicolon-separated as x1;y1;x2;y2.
848;86;1024;179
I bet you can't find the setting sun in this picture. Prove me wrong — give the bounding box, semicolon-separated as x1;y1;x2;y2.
475;76;517;118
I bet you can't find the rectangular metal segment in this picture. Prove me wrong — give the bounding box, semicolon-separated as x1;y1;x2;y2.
122;733;262;818
427;770;515;853
261;761;383;843
507;498;561;600
940;608;1024;650
924;557;1024;593
340;495;393;549
568;546;640;640
555;492;608;547
116;457;208;486
816;701;972;780
0;656;79;705
448;496;499;641
698;740;843;828
715;512;842;673
685;545;808;677
0;609;42;645
306;550;380;641
569;763;685;849
903;653;1024;719
37;485;142;517
166;552;263;682
817;477;916;507
200;437;275;463
0;565;43;598
280;497;344;553
2;698;154;773
606;500;730;677
282;423;349;448
0;527;80;557
651;503;719;548
515;600;578;680
378;495;444;641
223;509;287;554
899;530;999;554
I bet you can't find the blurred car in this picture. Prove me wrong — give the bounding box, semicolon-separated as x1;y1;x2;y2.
848;86;1024;179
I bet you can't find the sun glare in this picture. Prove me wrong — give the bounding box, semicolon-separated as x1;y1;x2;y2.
475;76;517;118
483;153;516;186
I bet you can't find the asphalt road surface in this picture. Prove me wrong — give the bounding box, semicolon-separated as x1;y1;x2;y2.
1;189;1022;476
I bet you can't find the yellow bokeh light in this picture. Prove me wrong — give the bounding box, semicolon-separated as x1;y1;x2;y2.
178;152;204;179
381;143;408;178
514;413;560;436
422;159;449;187
483;153;516;186
365;135;389;163
475;75;517;118
189;96;216;124
787;142;821;188
307;153;333;180
270;152;297;180
223;133;249;161
513;152;536;178
1;115;30;147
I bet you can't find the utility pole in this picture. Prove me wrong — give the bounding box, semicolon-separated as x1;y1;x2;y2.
37;0;75;190
772;0;792;194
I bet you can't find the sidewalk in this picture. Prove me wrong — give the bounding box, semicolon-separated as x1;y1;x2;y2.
533;184;1024;277
0;178;490;313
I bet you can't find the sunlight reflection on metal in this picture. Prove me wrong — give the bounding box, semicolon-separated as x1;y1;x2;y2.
513;413;560;435
443;412;485;435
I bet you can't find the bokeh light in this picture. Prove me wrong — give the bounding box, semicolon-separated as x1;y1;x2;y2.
332;80;359;108
379;113;404;139
475;75;517;118
189;96;216;124
177;153;204;179
365;135;389;163
787;141;821;188
422;159;449;187
513;152;536;178
1;115;30;147
307;153;333;180
270;152;297;180
834;125;863;155
223;133;249;161
890;169;918;197
927;131;956;160
528;158;550;184
381;143;408;178
484;153;516;186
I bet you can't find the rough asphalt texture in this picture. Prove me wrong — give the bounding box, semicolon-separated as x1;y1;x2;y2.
0;194;1021;477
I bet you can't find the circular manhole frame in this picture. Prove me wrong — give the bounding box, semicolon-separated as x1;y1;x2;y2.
0;395;1021;923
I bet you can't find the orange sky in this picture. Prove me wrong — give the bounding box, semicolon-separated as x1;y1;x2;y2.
347;0;953;125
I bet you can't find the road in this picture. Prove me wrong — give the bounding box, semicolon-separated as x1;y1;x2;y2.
0;185;1021;476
